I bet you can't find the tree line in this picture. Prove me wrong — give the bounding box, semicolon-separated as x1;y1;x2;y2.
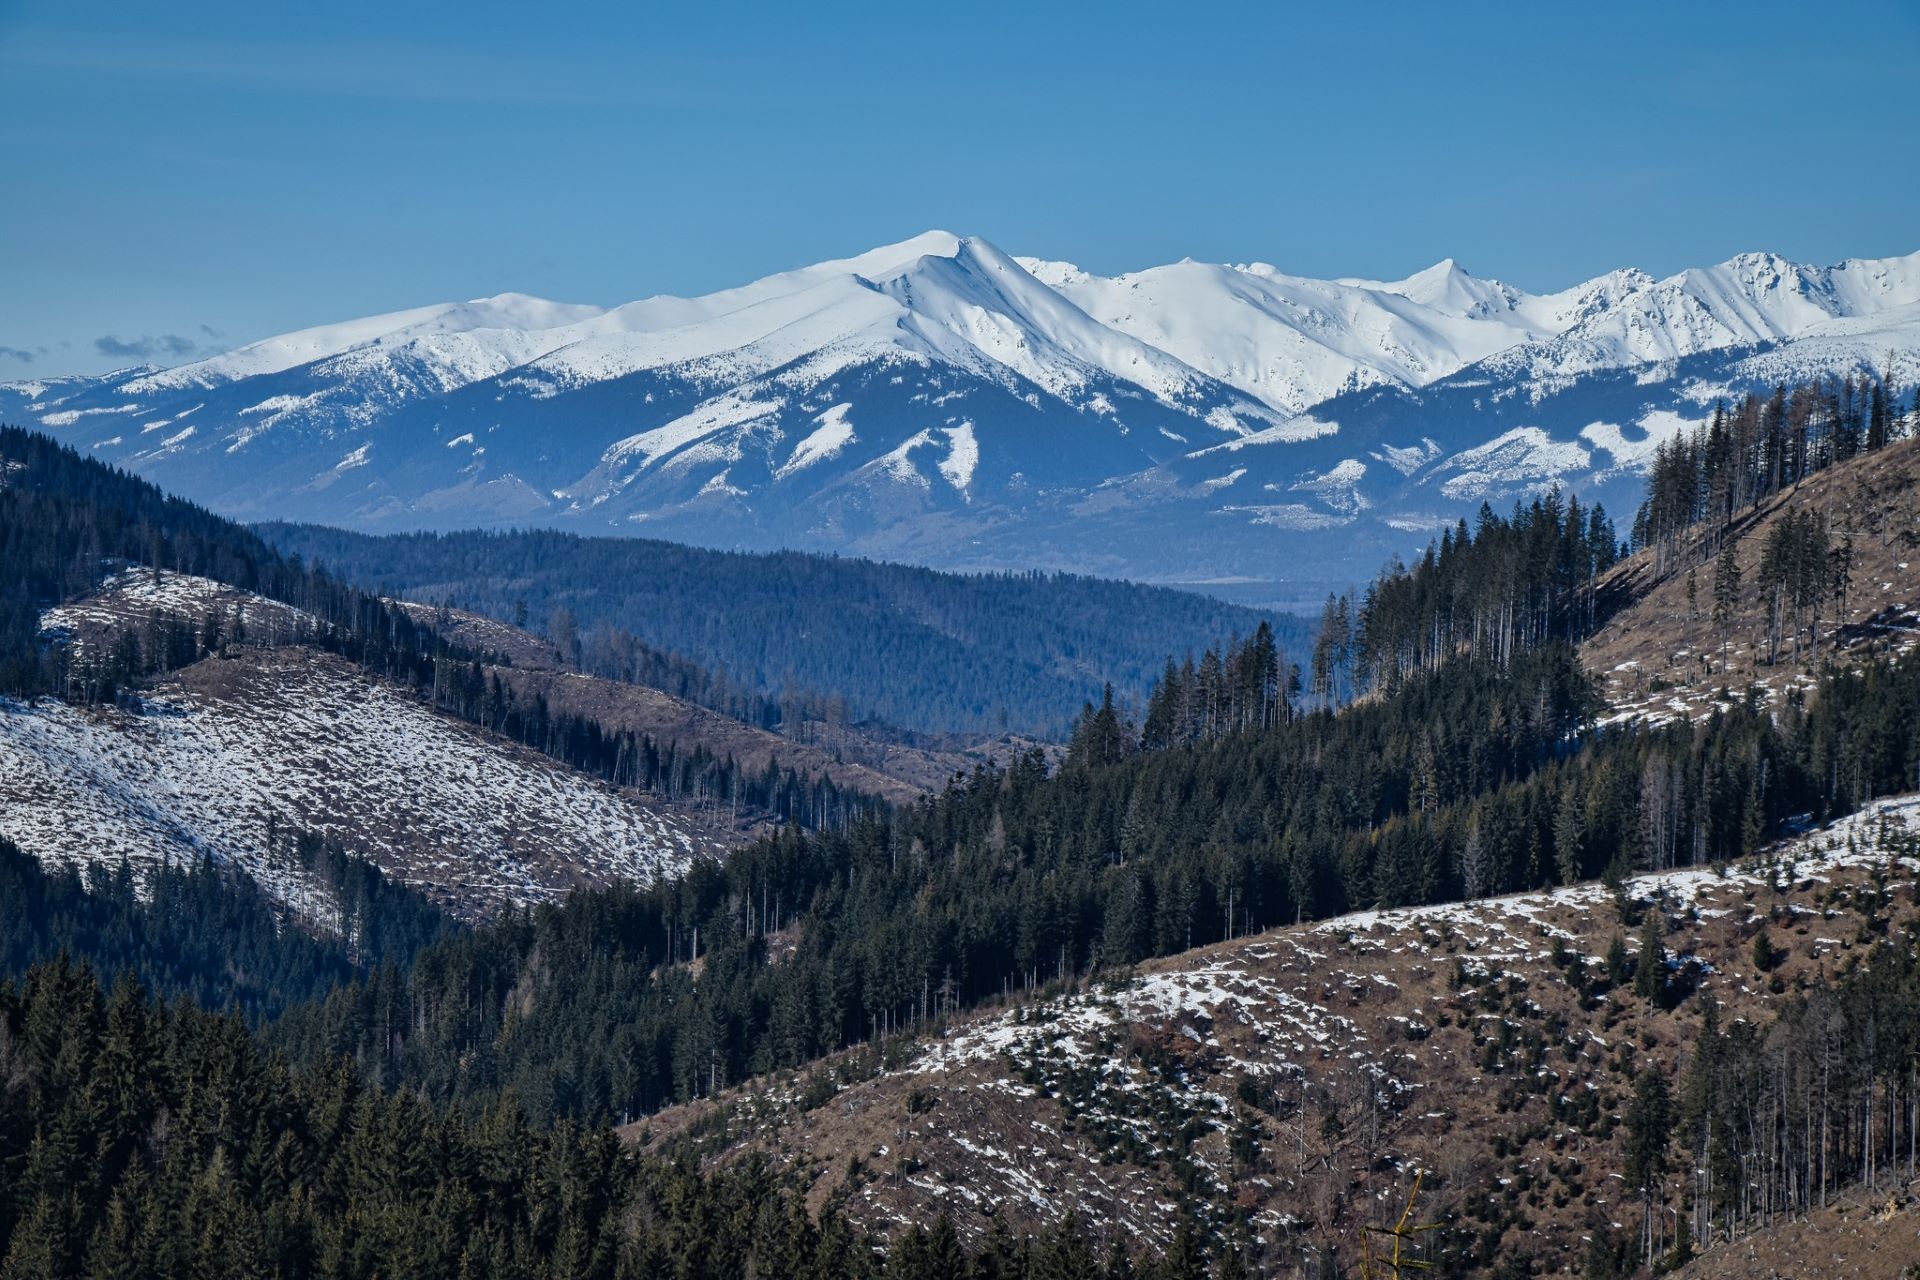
1634;373;1917;566
1136;488;1621;734
1635;375;1919;679
1347;490;1620;695
426;656;876;829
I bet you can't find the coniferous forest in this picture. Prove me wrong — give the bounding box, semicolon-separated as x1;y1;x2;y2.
258;522;1307;739
0;956;1178;1280
1633;374;1904;561
3;367;1920;1278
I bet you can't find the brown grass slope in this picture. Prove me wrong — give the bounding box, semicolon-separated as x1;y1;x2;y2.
1583;436;1920;722
1668;1190;1920;1280
627;801;1920;1276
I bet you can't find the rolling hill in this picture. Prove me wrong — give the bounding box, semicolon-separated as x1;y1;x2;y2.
259;521;1298;739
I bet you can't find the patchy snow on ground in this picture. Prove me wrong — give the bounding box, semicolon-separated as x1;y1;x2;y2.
0;647;713;920
653;789;1920;1262
910;791;1920;1170
39;567;320;655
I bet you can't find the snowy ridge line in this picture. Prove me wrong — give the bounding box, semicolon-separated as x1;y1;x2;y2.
7;237;1918;589
30;238;1918;424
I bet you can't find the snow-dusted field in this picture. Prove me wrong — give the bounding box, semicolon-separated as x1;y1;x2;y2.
924;795;1919;1084
0;646;715;918
40;566;323;655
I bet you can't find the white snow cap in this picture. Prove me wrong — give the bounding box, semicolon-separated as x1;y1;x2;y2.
97;236;1920;419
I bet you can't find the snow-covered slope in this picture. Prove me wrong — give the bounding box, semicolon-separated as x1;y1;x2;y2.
1023;254;1566;413
1484;251;1920;382
8;236;1917;598
40;566;324;656
125;293;611;396
0;627;716;921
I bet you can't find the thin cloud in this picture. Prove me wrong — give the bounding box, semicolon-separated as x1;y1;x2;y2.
0;346;38;364
94;333;207;361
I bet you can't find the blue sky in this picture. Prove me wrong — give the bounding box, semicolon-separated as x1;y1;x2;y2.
4;0;1917;379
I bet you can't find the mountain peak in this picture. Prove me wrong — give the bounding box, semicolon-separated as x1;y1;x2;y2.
1388;256;1472;299
848;229;966;272
467;290;559;306
15;234;1920;594
1012;256;1091;289
454;292;607;329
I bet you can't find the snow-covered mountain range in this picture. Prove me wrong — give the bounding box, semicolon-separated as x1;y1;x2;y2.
8;233;1917;601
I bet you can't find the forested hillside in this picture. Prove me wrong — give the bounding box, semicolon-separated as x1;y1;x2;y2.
4;372;1920;1278
0;956;1171;1280
0;428;893;841
0;833;445;1022
260;523;1307;739
636;798;1920;1275
250;635;1920;1132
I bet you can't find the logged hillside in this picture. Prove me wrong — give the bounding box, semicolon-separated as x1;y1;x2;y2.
5;564;981;918
261;522;1307;739
631;797;1920;1276
0;635;719;919
1585;424;1920;722
1669;1194;1920;1280
3;426;904;848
